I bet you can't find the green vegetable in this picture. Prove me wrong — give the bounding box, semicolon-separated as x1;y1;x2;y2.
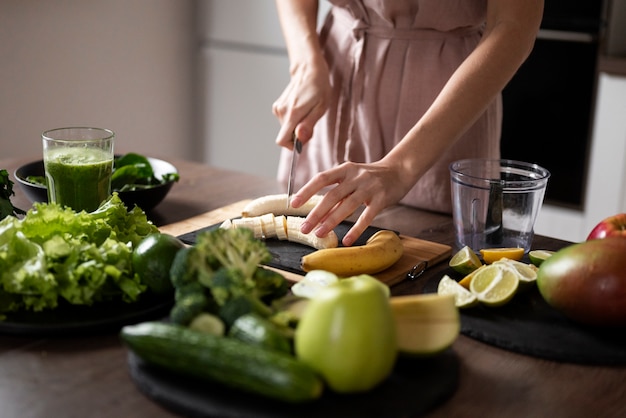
0;169;25;220
121;321;324;403
295;274;397;393
0;193;158;312
228;312;293;354
168;227;289;327
132;233;185;294
112;152;179;192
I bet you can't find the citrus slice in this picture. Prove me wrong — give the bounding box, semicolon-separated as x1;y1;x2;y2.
469;264;520;307
479;247;524;264
493;258;538;290
528;249;555;267
457;264;487;289
449;245;483;275
437;275;479;308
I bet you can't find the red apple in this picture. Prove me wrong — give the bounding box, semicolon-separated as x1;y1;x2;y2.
587;213;626;240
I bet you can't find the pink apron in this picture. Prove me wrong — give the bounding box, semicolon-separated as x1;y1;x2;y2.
277;0;501;214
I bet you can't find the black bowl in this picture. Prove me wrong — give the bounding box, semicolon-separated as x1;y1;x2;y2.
14;156;178;212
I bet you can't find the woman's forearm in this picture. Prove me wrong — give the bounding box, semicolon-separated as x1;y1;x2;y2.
384;0;544;190
275;0;325;74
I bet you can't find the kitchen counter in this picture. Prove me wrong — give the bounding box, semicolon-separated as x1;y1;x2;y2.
0;156;624;418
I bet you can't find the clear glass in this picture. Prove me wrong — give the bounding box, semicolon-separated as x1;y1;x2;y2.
450;159;550;253
42;127;115;212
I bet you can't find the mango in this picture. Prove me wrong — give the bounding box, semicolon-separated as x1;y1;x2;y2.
536;237;626;327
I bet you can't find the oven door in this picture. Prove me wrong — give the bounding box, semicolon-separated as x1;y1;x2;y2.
500;28;599;209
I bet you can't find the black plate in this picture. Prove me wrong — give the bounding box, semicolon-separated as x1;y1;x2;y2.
422;269;626;365
0;293;173;337
127;349;459;418
178;221;394;276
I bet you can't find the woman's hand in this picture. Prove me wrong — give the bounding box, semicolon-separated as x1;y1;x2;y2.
291;160;412;246
272;58;332;149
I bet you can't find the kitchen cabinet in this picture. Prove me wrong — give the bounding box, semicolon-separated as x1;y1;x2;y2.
197;0;330;179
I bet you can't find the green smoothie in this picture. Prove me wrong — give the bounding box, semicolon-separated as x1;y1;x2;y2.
44;147;113;212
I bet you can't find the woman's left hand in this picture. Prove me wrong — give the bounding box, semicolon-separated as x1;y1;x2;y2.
291;161;411;246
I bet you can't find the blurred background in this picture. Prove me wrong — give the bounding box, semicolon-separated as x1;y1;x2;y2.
1;0;625;243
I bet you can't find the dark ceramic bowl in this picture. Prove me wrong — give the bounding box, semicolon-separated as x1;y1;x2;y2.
14;156;178;212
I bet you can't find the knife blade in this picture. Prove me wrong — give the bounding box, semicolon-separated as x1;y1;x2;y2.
286;133;302;208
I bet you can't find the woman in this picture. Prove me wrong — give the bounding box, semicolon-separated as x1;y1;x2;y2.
272;0;544;246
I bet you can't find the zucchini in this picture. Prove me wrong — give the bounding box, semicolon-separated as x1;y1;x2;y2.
228;313;292;354
120;322;323;403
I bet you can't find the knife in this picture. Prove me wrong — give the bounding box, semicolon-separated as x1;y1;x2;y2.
286;133;302;208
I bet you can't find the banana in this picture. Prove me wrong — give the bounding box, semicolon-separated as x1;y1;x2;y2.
222;214;338;250
241;194;324;218
284;216;338;250
301;230;404;276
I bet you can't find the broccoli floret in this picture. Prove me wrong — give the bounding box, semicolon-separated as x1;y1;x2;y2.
170;291;212;325
253;267;289;303
195;228;271;281
168;227;290;327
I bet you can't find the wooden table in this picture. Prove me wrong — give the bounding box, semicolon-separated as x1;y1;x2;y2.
1;156;624;418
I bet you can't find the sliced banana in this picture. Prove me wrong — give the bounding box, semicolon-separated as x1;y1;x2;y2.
222;213;338;250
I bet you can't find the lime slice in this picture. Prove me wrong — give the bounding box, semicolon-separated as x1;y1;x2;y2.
449;246;483;275
457;264;487;289
437;275;479;308
479;247;524;264
493;258;538;291
469;264;519;307
528;249;555;267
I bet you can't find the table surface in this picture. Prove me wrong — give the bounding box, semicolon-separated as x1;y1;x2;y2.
1;156;625;418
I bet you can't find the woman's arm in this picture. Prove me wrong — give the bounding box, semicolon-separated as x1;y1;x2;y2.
273;0;331;148
295;0;544;245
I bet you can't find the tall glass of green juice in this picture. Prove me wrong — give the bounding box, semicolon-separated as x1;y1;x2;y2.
42;127;115;212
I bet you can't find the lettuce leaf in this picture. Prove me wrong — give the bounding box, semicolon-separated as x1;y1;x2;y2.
0;193;159;313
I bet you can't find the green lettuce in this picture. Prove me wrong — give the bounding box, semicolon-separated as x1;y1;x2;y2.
0;193;159;313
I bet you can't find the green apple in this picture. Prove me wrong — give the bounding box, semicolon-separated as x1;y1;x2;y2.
294;274;397;393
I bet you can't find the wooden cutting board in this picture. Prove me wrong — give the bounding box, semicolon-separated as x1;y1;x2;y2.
159;200;452;287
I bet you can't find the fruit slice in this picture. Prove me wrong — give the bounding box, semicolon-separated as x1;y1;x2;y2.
528;249;555;267
437;275;479;308
469;264;520;307
457;265;487;289
479;247;524;264
493;258;538;291
389;293;460;356
449;245;483;275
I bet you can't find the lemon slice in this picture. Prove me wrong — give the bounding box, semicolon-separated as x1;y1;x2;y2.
449;245;483;275
437;275;479;308
469;264;520;307
479;247;524;264
528;249;555;267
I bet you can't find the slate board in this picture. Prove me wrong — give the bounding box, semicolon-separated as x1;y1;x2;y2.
423;269;626;365
127;349;459;418
178;221;385;276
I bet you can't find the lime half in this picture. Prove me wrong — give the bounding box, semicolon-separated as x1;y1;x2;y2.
449;246;483;275
528;249;555;267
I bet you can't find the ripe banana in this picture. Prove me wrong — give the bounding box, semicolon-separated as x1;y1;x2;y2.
301;230;404;276
221;214;338;250
241;194;323;218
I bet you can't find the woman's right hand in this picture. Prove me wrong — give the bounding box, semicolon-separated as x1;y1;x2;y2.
272;58;332;149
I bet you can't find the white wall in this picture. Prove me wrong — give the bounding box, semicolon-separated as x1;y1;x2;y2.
197;0;331;179
0;0;198;160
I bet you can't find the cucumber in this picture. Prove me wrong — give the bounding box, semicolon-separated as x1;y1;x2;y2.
228;313;293;354
120;322;323;403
